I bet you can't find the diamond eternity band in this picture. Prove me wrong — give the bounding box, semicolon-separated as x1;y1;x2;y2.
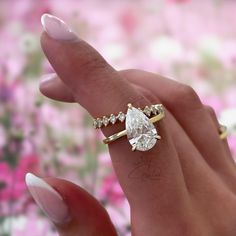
93;104;164;129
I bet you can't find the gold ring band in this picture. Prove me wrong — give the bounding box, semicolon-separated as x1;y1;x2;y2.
103;111;165;144
103;117;227;145
219;125;227;140
101;102;227;152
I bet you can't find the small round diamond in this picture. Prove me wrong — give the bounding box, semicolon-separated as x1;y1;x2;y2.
143;106;151;116
93;119;98;128
97;118;103;128
151;105;157;115
103;116;109;127
110;114;117;124
118;112;126;122
156;104;164;114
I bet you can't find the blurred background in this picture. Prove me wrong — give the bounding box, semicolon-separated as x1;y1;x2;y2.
0;0;236;235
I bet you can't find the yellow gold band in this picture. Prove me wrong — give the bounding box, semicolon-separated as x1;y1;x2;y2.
219;125;227;140
103;117;227;145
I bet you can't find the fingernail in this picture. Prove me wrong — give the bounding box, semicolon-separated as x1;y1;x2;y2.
40;73;57;85
25;173;71;224
41;13;78;41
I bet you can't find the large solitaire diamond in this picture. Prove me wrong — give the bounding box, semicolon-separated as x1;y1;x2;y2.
126;106;158;151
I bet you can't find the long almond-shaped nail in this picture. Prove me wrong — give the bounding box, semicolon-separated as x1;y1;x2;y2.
25;173;70;224
41;13;78;41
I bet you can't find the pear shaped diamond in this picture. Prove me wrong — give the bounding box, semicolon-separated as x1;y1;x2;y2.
126;105;158;151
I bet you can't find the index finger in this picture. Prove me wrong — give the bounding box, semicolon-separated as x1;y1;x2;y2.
40;14;188;215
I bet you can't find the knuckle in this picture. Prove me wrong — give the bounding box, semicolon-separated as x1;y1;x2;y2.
120;69;138;77
172;84;201;108
205;105;215;115
143;93;157;104
179;85;197;99
74;41;109;79
128;94;149;108
135;86;157;103
79;52;107;76
112;93;147;115
72;43;115;93
205;105;218;121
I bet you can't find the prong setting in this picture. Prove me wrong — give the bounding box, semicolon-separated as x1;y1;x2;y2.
127;103;133;108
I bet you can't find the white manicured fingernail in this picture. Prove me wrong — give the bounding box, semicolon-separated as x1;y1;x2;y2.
41;13;77;41
25;173;70;224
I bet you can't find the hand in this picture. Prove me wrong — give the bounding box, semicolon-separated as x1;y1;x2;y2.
26;14;236;236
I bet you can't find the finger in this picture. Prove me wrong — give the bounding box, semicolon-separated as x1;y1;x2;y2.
121;69;236;189
204;105;235;164
39;74;156;104
40;73;75;102
39;74;213;193
40;14;188;226
25;173;117;236
40;15;138;120
130;82;224;196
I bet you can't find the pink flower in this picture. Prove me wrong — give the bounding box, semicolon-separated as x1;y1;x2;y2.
16;154;40;180
119;8;138;35
0;126;6;149
0;154;39;201
167;0;190;3
100;174;125;206
228;137;236;161
201;96;223;114
11;212;57;236
5;0;51;31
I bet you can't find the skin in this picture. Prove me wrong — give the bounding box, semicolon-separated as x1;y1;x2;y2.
39;32;236;236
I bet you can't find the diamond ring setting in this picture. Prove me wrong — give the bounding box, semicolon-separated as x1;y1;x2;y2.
93;104;164;129
96;103;165;152
125;104;162;151
93;103;227;152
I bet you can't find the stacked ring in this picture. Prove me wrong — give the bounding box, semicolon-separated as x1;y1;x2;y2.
93;103;228;152
95;103;165;152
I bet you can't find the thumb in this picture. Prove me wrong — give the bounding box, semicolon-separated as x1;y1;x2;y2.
25;173;117;236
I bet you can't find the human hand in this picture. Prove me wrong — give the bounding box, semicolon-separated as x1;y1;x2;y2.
26;14;236;236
